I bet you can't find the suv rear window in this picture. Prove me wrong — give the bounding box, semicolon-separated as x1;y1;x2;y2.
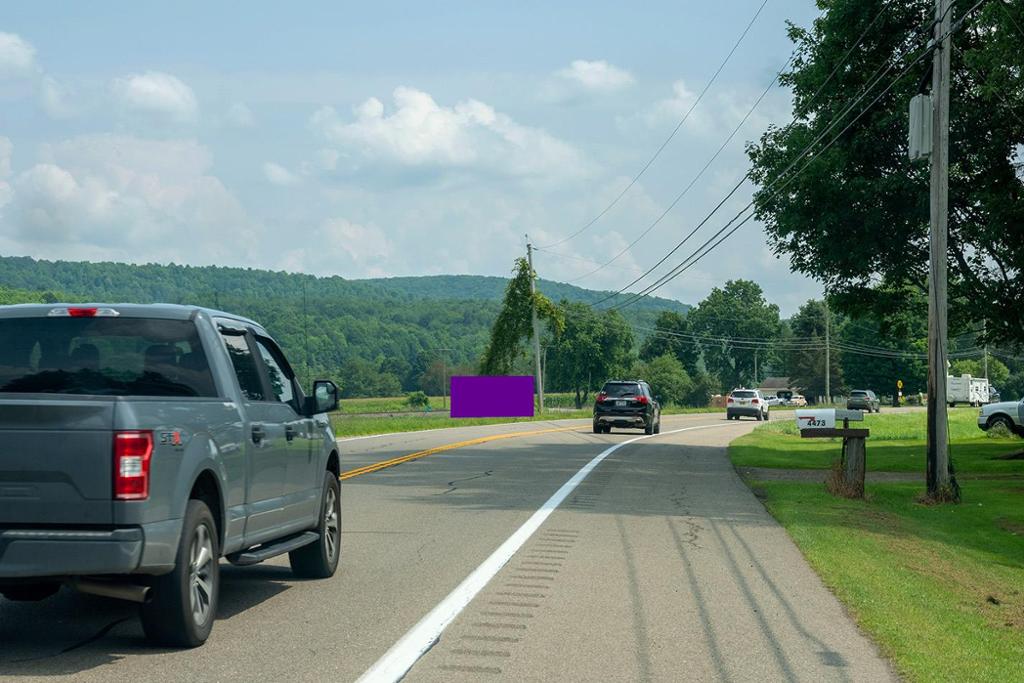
602;382;641;398
851;391;868;397
732;390;756;398
0;317;217;397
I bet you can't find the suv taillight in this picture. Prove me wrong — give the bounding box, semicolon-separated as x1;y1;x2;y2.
751;398;759;405
727;396;734;403
635;395;649;405
596;392;607;403
114;431;153;500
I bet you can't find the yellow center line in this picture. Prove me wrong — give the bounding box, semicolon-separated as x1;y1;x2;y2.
339;425;581;480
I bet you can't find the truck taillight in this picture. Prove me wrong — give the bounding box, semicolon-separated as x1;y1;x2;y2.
114;431;153;500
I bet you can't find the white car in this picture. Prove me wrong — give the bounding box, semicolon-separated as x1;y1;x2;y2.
788;394;808;407
727;388;770;421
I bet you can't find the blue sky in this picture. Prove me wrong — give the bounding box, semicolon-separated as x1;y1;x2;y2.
0;1;822;313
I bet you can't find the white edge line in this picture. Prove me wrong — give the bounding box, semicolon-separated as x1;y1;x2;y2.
356;421;736;683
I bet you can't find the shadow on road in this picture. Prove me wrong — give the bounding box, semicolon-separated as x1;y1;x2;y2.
0;566;292;676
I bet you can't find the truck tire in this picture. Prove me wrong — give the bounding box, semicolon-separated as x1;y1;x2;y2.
988;415;1015;433
141;499;219;648
290;472;341;579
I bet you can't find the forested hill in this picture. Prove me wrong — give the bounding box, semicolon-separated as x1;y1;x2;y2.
0;256;688;396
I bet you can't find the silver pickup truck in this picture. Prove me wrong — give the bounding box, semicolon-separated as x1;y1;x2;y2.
0;304;341;647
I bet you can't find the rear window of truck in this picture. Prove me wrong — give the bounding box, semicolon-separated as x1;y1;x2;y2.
0;317;217;397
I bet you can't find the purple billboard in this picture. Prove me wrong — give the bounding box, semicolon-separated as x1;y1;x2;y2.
450;375;535;418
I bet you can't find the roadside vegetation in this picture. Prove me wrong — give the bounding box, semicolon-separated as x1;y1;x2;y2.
731;409;1024;681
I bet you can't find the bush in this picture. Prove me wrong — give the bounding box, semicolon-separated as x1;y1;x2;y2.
631;354;692;405
986;421;1015;440
406;391;430;409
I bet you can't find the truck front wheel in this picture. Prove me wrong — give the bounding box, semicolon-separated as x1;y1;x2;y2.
140;499;219;647
290;472;341;579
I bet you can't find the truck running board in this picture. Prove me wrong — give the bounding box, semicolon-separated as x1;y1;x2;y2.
227;531;319;566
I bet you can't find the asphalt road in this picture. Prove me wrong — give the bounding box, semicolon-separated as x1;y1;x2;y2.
0;413;896;682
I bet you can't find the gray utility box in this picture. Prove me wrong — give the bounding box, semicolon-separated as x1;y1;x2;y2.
908;93;933;161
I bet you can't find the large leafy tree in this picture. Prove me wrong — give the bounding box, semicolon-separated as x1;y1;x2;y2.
480;257;564;375
747;0;1024;348
639;310;700;375
547;302;634;408
687;280;781;391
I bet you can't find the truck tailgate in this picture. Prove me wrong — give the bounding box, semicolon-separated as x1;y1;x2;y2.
0;398;115;525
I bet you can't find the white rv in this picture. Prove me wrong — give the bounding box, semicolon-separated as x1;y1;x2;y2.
947;374;991;407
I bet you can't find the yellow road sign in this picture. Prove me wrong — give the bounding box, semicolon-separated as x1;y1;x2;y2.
897;379;904;389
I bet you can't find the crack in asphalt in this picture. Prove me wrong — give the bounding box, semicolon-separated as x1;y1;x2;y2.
439;470;494;495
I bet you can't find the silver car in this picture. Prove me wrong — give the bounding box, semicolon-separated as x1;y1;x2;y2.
978;399;1024;436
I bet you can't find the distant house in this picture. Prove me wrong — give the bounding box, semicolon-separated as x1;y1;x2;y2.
757;376;801;399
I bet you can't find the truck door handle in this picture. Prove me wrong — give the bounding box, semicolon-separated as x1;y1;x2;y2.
285;425;296;442
251;424;265;444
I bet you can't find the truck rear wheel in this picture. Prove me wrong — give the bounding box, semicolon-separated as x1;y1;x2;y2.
141;499;219;648
290;472;341;579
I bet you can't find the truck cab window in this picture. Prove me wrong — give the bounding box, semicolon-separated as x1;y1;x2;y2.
255;338;296;409
220;333;265;402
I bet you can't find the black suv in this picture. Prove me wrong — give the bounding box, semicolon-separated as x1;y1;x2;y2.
593;380;661;434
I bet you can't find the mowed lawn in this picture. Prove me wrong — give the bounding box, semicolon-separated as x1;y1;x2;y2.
732;408;1024;474
731;409;1024;681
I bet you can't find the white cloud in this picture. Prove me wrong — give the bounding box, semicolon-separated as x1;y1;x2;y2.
309;86;587;181
39;76;74;118
638;79;711;132
556;59;634;91
0;137;12;179
0;32;37;78
262;161;300;186
111;71;198;122
225;102;255;127
3;134;254;261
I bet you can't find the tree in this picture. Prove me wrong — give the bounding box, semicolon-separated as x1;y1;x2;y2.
639;310;700;375
747;0;1024;348
480;258;564;375
687;280;781;392
631;354;692;405
547;302;634;408
787;300;845;401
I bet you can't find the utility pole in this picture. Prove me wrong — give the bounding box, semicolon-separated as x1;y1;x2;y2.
926;0;952;496
983;320;989;380
435;348;454;410
525;237;545;414
824;300;831;405
753;349;758;387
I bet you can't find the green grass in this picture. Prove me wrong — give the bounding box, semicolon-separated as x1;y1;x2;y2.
732;408;1024;680
731;408;1023;474
754;480;1024;681
330;410;592;437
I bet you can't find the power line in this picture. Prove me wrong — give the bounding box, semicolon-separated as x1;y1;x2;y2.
590;4;909;309
559;51;797;284
606;10;984;311
537;0;770;250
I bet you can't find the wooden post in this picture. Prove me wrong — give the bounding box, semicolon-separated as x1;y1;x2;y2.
844;436;866;498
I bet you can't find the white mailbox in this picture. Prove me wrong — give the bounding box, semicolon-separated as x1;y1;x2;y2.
795;409;836;430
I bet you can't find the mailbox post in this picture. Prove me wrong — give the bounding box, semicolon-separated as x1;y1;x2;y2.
795;409;870;498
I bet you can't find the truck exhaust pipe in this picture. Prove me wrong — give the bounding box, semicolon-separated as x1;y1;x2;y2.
69;578;150;603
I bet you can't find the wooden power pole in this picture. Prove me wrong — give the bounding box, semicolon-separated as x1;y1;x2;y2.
824;300;831;405
526;238;545;414
926;0;952;496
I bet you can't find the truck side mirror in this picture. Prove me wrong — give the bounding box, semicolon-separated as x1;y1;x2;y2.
306;380;339;416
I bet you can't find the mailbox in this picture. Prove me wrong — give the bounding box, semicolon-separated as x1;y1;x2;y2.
795;409;835;430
